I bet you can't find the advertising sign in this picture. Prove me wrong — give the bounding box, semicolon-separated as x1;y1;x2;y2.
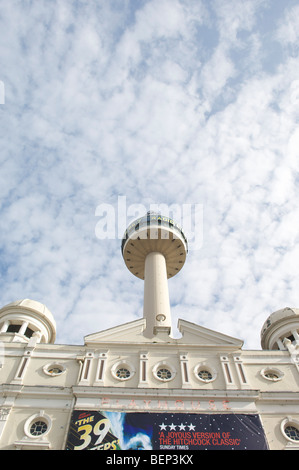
65;410;268;450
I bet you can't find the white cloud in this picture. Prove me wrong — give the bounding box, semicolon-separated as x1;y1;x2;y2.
276;4;299;45
1;0;299;350
199;45;236;100
214;0;262;40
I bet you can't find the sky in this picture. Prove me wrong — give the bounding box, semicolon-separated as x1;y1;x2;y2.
1;0;299;349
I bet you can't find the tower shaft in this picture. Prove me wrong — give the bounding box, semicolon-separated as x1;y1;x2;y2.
121;212;188;339
143;252;171;337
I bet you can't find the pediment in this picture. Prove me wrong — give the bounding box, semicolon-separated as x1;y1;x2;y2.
84;317;243;349
177;319;243;348
84;318;147;345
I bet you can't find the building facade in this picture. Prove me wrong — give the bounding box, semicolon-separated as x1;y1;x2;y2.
0;214;299;450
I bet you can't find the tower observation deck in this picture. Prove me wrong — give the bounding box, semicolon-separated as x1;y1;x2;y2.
121;212;188;338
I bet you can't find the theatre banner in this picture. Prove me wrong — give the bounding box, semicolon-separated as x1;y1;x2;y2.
65;410;268;450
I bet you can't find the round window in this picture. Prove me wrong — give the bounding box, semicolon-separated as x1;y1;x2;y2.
30;420;48;437
265;371;279;380
48;366;63;375
281;418;299;443
261;367;283;382
285;425;299;442
157;368;172;380
24;413;52;439
194;364;217;383
43;363;65;377
198;369;213;382
153;363;176;382
116;367;131;379
111;361;135;381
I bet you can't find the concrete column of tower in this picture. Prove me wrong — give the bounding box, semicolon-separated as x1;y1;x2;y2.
143;251;172;337
121;212;188;339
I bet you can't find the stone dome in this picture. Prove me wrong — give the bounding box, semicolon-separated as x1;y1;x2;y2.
0;298;56;323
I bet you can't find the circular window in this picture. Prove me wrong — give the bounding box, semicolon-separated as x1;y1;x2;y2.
281;418;299;443
30;420;48;436
265;371;279;380
43;363;65;377
153;362;176;382
194;364;217;383
24;413;52;439
198;370;213;381
285;426;299;442
261;367;283;382
111;361;135;381
48;366;63;375
157;368;172;380
116;367;131;379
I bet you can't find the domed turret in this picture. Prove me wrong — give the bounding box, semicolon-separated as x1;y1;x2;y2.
121;212;188;338
0;299;56;344
261;307;299;350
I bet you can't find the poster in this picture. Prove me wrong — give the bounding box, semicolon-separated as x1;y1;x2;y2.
65;410;268;450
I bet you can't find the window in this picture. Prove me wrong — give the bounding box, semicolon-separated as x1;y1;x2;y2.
116;367;131;379
24;412;52;439
43;363;66;377
261;367;283;382
153;362;176;382
281;418;299;443
157;368;172;380
198;370;213;381
48;366;63;375
7;324;21;333
111;360;135;381
285;426;299;442
264;371;279;380
5;323;35;338
194;363;217;383
24;326;34;338
30;420;48;437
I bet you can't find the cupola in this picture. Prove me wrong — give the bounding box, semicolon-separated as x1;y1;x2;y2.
261;307;299;350
0;299;56;344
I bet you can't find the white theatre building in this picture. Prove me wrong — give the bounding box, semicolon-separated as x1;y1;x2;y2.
0;213;299;450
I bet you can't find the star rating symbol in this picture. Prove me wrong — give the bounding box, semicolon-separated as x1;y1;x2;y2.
159;422;167;431
159;422;177;430
159;422;196;431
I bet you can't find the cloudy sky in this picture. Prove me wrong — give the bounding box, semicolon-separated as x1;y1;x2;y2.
1;0;299;349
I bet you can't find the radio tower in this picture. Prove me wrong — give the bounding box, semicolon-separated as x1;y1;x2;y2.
121;212;188;338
